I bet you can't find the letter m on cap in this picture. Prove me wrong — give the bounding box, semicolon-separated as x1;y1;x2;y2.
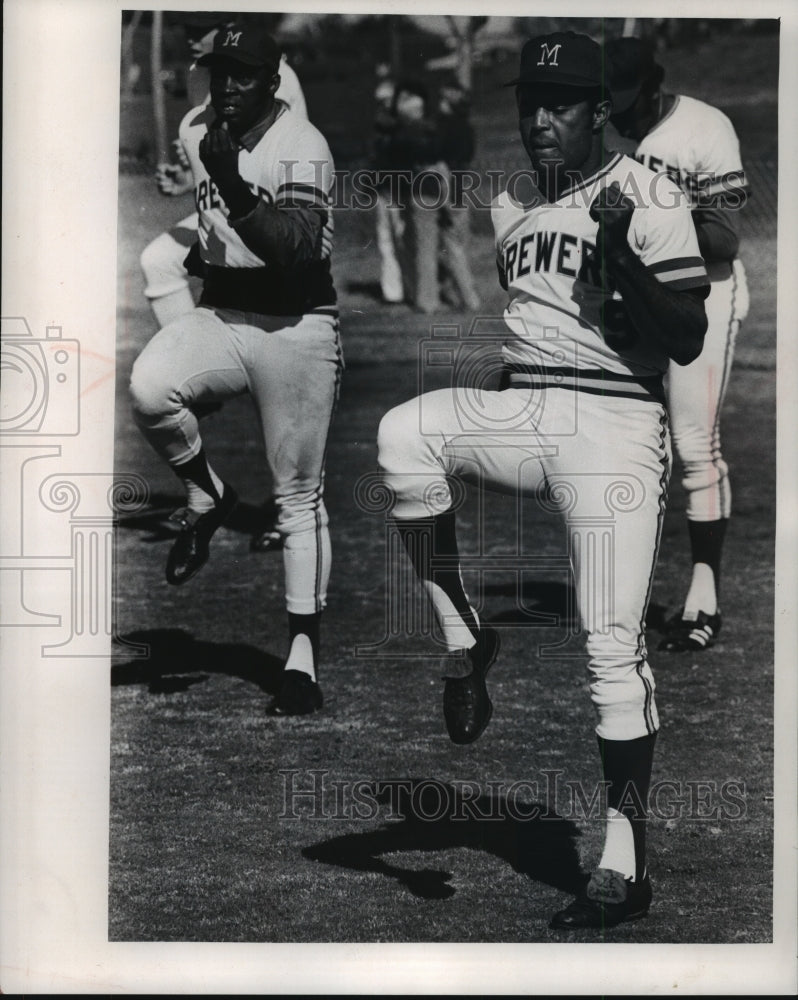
537;42;562;66
225;30;242;46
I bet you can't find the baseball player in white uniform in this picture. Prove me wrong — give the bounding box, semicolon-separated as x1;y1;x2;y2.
376;31;709;928
606;37;749;653
130;21;342;717
140;12;309;329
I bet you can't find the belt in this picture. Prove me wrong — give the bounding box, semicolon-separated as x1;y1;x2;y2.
502;365;666;404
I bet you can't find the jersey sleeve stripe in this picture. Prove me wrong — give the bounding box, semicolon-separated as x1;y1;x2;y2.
276;182;330;201
687;170;748;188
654;271;711;292
647;256;706;276
686;171;749;205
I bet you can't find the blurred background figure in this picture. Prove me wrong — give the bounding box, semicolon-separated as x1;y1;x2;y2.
140;11;308;329
436;80;481;311
375;76;481;314
389;79;442;313
372;63;405;304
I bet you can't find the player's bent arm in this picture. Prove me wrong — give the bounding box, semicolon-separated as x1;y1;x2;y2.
691;207;740;263
604;245;709;366
199;123;326;268
229;200;325;269
591;181;708;366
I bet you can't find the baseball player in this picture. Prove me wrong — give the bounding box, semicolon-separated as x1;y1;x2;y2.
140;12;309;329
140;12;309;555
130;20;342;716
376;31;709;928
606;36;749;652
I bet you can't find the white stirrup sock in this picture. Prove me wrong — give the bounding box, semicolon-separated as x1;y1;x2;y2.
598;807;637;880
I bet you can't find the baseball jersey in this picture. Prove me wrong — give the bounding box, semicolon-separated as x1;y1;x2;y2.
179;101;335;313
492;152;709;382
631;95;747;221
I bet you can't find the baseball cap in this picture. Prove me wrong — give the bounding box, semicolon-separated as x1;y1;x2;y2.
506;31;605;89
604;37;664;114
179;12;232;31
197;20;281;71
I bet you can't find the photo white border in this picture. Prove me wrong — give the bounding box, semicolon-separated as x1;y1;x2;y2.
2;0;796;993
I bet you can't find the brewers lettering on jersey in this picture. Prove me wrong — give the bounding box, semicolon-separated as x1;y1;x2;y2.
130;20;341;717
607;36;749;654
376;31;709;930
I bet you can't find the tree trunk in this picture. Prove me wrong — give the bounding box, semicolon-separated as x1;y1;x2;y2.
150;11;168;164
120;10;143;97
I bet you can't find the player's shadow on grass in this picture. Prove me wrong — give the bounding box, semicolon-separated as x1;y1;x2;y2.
481;579;576;626
302;779;584;901
111;628;284;695
482;578;671;633
114;493;275;543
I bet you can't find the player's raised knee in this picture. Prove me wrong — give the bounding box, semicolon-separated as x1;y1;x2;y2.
139;232;189;299
377;400;420;472
129;350;177;421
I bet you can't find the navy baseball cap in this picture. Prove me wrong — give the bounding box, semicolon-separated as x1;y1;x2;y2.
179;12;231;31
198;20;281;71
604;37;664;114
507;31;605;89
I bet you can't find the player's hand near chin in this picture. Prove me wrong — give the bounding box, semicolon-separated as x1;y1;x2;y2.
199;121;258;219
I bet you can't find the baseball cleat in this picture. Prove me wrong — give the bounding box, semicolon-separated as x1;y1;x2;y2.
441;626;500;744
268;669;323;716
165;484;238;586
190;400;224;420
250;527;283;552
658;608;722;652
250;497;284;552
550;868;652;930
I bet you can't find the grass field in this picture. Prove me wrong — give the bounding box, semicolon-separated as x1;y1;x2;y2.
110;20;777;944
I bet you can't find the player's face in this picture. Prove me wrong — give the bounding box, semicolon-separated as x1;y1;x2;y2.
209;58;279;134
610;86;659;141
185;26;219;61
517;84;598;183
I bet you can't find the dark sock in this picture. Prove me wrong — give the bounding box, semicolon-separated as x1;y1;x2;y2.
173;447;222;504
598;733;657;883
688;518;728;598
393;508;480;642
288;612;321;676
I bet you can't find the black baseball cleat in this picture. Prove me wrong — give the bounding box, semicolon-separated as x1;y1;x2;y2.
658;608;722;652
268;670;323;716
550;868;653;931
190;400;224;420
441;626;501;744
250;497;284;552
165;484;238;586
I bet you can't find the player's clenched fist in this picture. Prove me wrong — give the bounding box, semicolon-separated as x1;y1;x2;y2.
590;181;635;260
199;121;242;188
